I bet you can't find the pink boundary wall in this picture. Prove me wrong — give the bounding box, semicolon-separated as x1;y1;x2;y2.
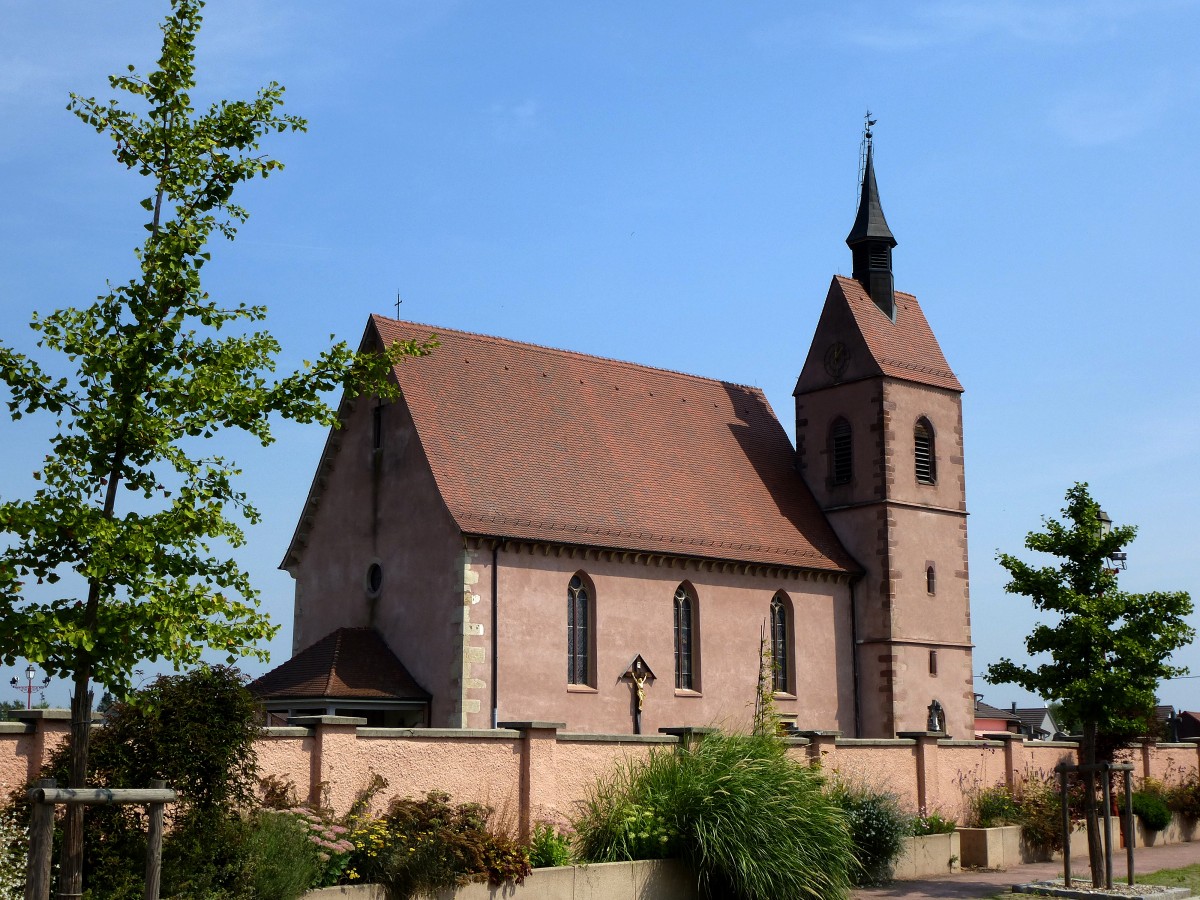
6;712;1200;835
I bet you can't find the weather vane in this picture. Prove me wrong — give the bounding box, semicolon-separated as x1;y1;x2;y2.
857;109;878;200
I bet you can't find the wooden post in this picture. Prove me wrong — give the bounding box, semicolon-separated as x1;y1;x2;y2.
25;778;56;900
1058;764;1072;888
1123;768;1135;887
1102;765;1114;889
143;779;167;900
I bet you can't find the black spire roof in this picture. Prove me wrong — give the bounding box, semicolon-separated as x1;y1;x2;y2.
846;139;898;319
846;143;896;247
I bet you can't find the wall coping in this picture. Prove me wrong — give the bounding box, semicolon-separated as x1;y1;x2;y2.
358;728;520;740
558;732;677;744
12;709;72;721
835;738;916;748
498;721;566;731
289;715;368;727
261;727;315;737
940;739;1003;748
0;722;33;734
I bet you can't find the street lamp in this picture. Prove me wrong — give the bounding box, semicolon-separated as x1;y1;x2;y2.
9;663;51;709
1097;508;1127;570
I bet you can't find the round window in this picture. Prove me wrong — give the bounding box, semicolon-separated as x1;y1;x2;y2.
365;562;383;596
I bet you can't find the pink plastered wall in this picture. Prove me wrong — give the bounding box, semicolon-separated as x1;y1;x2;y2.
8;719;1200;830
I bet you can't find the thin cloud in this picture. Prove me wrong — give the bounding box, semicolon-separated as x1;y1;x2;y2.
489;98;542;144
755;0;1199;52
1046;73;1187;145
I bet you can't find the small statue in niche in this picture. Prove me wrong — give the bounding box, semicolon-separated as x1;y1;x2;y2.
926;698;945;733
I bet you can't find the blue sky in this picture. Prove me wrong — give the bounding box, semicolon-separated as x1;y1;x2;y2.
2;1;1198;715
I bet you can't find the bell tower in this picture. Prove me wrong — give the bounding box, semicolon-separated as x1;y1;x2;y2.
793;128;974;738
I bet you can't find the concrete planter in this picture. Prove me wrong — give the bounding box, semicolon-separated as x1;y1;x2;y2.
1133;811;1197;847
892;831;960;879
958;825;1023;869
304;859;698;900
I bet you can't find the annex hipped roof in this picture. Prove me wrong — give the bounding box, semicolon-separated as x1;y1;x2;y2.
249;628;430;703
367;317;857;574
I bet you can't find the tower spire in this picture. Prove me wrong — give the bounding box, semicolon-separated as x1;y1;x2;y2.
846;113;897;319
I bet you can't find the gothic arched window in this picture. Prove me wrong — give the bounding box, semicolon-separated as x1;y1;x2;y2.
770;592;791;693
914;418;937;484
673;584;696;690
567;574;591;685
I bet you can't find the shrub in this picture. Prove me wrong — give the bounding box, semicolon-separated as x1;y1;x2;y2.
967;784;1021;827
912;811;956;836
24;665;261;899
574;732;854;900
527;821;573;868
1132;791;1173;832
830;785;910;886
965;776;1069;853
1167;773;1200;820
348;791;531;900
0;803;26;899
1013;774;1065;854
243;810;323;900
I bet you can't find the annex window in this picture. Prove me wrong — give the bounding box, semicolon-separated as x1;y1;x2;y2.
926;565;936;595
567;574;591;685
770;592;791;694
673;584;695;691
914;418;937;484
829;417;852;485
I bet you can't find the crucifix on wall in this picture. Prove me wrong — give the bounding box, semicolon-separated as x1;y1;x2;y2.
621;655;656;735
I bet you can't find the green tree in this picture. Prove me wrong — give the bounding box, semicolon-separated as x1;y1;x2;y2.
0;1;429;893
985;482;1193;885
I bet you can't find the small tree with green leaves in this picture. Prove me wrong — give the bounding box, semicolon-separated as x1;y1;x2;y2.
985;482;1193;885
0;1;429;893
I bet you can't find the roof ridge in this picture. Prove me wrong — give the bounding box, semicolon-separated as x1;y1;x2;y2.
372;314;766;394
324;628;344;696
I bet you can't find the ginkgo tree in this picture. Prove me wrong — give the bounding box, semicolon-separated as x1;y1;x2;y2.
0;1;429;893
986;482;1193;886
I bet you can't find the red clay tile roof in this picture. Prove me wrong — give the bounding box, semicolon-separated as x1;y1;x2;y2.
835;276;962;392
249;628;430;702
371;317;858;573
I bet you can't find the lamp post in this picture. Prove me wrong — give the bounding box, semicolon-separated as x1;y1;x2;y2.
10;663;51;709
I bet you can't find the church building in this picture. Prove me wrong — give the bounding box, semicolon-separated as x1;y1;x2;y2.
252;143;975;739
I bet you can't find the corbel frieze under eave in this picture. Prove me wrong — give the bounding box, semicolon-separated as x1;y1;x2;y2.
461;534;851;585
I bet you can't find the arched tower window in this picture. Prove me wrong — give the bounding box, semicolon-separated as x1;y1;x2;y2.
829;417;852;485
926;565;936;595
914;418;937;484
770;592;791;693
673;584;695;690
567;574;591;685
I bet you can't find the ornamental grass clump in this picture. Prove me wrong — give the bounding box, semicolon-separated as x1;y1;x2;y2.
574;732;854;900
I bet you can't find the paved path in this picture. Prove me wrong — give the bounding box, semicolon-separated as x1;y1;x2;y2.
853;842;1200;900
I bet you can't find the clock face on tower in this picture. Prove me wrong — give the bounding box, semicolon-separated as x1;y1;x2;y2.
823;341;850;380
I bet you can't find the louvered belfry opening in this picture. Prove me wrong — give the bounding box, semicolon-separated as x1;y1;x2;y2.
830;418;852;485
914;419;936;484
